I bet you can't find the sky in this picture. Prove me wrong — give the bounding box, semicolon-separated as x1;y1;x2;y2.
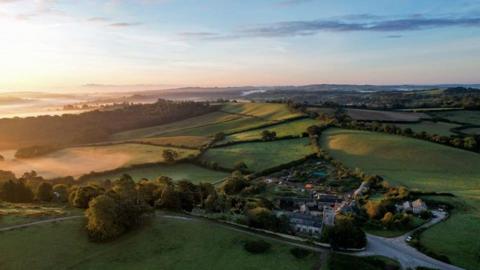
0;0;480;92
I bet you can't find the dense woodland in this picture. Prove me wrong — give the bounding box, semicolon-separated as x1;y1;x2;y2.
0;99;215;150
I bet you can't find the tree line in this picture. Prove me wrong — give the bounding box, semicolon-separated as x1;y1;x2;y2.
0;99;216;150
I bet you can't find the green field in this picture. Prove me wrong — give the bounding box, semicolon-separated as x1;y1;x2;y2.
462;127;480;135
0;217;318;270
201;138;317;172
110;111;244;141
221;102;303;121
0;203;83;228
325;254;400;270
127;136;211;149
320;128;480;269
429;110;480;125
393;121;460;136
364;216;427;238
111;103;302;143
225;118;318;142
83;163;230;184
2;143;198;179
111;111;270;140
321;128;480;191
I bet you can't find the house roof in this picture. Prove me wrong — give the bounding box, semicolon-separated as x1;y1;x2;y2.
317;194;342;203
286;212;323;228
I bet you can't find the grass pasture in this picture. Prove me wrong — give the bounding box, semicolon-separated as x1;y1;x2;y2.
320;128;480;192
110;103;302;143
0;202;82;228
307;107;429;122
320;128;480;269
461;127;480;135
225;118;318;142
201;138;317;172
83;163;230;184
221;102;303;121
110;111;243;141
0;217;318;270
429;110;480;125
325;254;400;270
110;111;271;140
346;108;430;122
2;143;198;179
393;121;460;136
128;136;211;149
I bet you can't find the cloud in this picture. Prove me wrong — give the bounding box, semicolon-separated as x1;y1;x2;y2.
182;14;480;40
178;32;219;38
241;16;480;37
109;22;142;27
12;0;62;20
385;35;403;38
88;17;110;22
277;0;312;6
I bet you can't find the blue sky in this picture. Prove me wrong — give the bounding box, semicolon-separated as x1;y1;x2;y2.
0;0;479;92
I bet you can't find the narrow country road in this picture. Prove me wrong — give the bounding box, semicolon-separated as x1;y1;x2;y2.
0;211;465;270
357;211;464;270
0;215;84;232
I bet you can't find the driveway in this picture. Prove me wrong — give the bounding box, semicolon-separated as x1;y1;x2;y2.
357;211;464;270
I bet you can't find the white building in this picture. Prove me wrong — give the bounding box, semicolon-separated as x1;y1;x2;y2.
412;199;428;214
323;206;336;226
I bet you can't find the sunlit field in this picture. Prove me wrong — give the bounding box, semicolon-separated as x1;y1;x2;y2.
321;128;480;269
201;138;316;172
225;118;318;142
1;144;198;178
82;163;230;184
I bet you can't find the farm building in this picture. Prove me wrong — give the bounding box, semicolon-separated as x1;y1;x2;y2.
322;206;336;226
396;199;428;214
353;181;369;198
412;199;428;214
315;193;343;208
286;212;323;236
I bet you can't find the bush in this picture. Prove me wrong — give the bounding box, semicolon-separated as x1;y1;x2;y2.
290;247;312;259
329;218;366;250
244;240;271;254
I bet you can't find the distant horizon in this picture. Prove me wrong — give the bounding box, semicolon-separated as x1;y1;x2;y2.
2;82;480;95
1;0;479;92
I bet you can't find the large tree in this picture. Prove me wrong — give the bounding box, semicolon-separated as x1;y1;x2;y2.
86;195;124;241
36;182;54;202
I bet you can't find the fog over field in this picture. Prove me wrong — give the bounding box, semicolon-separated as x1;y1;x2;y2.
0;144;198;178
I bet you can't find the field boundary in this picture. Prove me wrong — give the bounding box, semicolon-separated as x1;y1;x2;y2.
211;135;305;148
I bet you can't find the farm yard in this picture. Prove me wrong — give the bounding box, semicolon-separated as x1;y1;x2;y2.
320;128;480;270
82;163;230;184
0;217;318;270
200;138;317;172
1;144;198;179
